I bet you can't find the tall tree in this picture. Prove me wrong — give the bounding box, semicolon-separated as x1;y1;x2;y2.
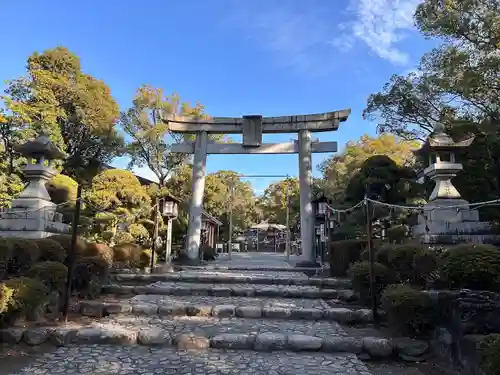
258;178;300;228
2;46;124;180
120;85;210;186
318;134;419;201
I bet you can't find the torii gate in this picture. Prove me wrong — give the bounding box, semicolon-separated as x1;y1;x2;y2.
167;109;351;266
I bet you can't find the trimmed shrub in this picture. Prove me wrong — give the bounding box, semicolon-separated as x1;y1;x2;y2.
129;223;150;244
4;277;49;318
84;243;114;265
348;261;394;304
49;234;87;260
381;284;435;337
386;225;409;244
139;249;156;269
25;261;68;293
72;256;110;298
0;283;14;314
35;238;67;262
46;174;78;204
480;334;500;375
113;242;141;264
7;238;40;274
440;244;500;291
0;237;13;278
114;231;134;245
329;239;367;277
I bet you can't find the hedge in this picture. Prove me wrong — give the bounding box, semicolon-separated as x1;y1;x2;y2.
348;261;394;304
0;283;13;314
480;334;500;375
84;242;114;266
4;277;49;321
6;238;40;274
35;238;67;262
328;239;367;277
113;242;141;263
440;244;500;291
49;234;87;260
25;261;68;293
381;284;435;337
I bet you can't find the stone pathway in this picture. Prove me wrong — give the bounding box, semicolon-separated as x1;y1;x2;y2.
7;252;377;374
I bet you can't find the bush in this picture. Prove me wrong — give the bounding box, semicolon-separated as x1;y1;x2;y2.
4;277;49;318
113;242;141;264
480;334;500;375
0;283;14;314
386;225;409;244
25;261;68;293
0;237;13;278
440;244;500;291
129;224;150;245
329;239;367;277
7;238;40;274
72;256;110;298
46;174;78;204
114;231;134;244
381;284;435;337
35;238;67;262
49;234;87;260
139;249;156;269
348;261;394;304
84;242;113;265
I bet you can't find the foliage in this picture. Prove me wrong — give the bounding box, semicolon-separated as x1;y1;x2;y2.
439;244;500;291
258;177;300;229
3;46;124;180
139;249;156;269
328;239;367;277
35;238;67;262
129;223;151;246
84;242;114;266
386;225;410;244
113;242;142;264
25;261;68;293
48;234;86;260
0;283;14;314
363;0;500;219
74;256;110;286
46;174;78;204
120;85;210;186
114;231;134;245
319;134;420;201
4;277;49;318
348;261;394;304
5;238;40;274
381;284;435;337
480;334;500;375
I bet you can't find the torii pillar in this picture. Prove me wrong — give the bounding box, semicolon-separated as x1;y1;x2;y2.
168;110;351;266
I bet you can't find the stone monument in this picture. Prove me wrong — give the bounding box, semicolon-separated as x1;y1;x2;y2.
166;110;351;266
0;134;70;238
412;126;496;244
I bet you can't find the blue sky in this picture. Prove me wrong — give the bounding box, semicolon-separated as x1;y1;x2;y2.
1;0;434;194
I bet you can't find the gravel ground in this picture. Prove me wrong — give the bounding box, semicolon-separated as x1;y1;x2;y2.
9;345;372;375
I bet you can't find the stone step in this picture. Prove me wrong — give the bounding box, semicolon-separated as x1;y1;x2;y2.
102;282;356;301
180;265;321;273
111;271;350;288
5;342;374;375
78;295;372;324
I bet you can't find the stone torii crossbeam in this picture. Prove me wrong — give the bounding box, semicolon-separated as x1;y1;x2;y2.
167;109;351;266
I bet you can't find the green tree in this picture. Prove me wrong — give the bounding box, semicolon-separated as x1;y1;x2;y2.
319;134;419;201
258;178;300;228
3;46;124;180
120;85;210;187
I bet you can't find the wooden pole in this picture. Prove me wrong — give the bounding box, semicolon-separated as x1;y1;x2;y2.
62;184;83;323
228;179;234;259
150;198;159;270
285;178;290;260
364;192;378;324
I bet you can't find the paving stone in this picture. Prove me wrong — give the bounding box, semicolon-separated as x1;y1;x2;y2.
158;304;186;316
0;328;25;343
363;337;394;357
356;309;374;322
174;333;210;350
212;304;236;317
211;286;232;296
262;306;292;319
137;328;172;345
103;284;134;294
324;308;358;323
186;304;212;316
75;327;103;344
393;337;429;358
99;326;138;344
80;301;104;317
23;327;53;345
254;332;287;351
235;305;262;318
287;334;323;351
338;289;356;301
132;303;158;315
323;337;363;354
49;328;78;346
104;303;132;315
289;308;324;320
210;333;255;349
230;286;255;296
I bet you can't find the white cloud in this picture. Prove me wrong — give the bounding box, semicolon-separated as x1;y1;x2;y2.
336;0;421;65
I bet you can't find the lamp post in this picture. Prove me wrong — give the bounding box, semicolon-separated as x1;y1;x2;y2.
160;195;179;265
312;194;329;266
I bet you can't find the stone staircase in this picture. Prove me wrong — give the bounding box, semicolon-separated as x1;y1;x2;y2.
3;253;408;374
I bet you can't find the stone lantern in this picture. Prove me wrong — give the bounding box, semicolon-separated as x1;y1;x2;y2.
0;134;70;238
411;126;497;244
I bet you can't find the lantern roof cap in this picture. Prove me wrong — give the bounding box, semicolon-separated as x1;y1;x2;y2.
14;134;67;160
414;130;475;156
